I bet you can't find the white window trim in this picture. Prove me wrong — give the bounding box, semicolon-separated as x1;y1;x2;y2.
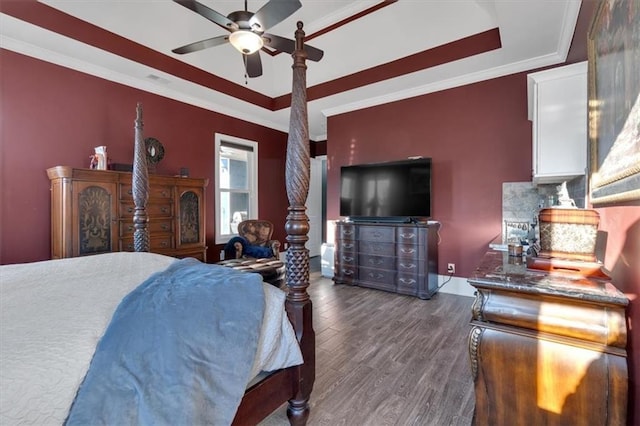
214;133;259;245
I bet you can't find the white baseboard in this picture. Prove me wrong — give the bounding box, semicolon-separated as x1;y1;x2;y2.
437;275;476;298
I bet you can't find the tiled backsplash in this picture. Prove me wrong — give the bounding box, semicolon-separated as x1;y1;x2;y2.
502;176;586;243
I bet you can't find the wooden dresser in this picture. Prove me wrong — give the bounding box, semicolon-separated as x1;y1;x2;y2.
468;251;628;425
47;166;208;261
333;221;440;299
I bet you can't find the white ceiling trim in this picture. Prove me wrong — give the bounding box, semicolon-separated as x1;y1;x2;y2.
321;50;569;119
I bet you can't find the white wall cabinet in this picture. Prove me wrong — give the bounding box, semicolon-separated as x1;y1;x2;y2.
527;61;587;185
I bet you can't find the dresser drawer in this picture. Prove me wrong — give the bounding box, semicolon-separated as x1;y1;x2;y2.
397;243;422;259
359;226;394;243
396;227;420;244
335;265;357;283
359;254;395;270
120;183;172;200
120;235;173;252
359;241;395;256
336;251;357;266
359;266;395;287
120;220;173;237
397;272;419;293
338;224;356;240
337;240;356;253
397;258;420;274
119;201;173;218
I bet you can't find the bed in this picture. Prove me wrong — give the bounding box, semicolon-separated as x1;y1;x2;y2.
0;21;315;426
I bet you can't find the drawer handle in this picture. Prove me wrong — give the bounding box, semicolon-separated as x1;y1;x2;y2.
161;224;170;231
400;263;416;269
161;207;169;214
160;241;168;247
127;189;133;195
127;243;134;250
343;243;354;249
372;231;382;238
401;248;416;254
400;233;415;239
343;269;354;276
369;258;383;265
161;190;169;197
127;207;133;213
343;230;353;236
127;225;134;232
399;278;416;285
342;256;354;262
368;272;384;279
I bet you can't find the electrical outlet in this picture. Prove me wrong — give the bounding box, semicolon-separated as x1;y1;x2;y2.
447;263;455;274
220;250;225;261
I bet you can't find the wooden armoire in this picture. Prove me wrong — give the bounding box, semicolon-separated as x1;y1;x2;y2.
47;166;208;261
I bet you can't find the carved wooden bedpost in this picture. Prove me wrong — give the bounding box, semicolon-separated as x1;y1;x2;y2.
285;21;315;426
132;102;150;252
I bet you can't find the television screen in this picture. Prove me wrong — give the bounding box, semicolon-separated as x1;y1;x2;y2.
339;158;432;221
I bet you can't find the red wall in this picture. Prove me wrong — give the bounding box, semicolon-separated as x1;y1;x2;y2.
596;205;640;424
0;50;289;264
326;72;532;278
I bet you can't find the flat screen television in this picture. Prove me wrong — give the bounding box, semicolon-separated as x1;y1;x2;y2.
339;158;432;222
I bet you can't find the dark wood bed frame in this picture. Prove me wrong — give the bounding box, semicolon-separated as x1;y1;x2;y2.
131;22;315;426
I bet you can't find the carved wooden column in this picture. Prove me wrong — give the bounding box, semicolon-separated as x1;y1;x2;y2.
132;102;150;252
285;21;315;426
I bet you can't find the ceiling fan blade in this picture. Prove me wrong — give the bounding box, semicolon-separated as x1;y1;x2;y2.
262;33;295;53
302;44;324;62
263;33;324;62
172;35;228;54
173;0;238;31
249;0;302;31
244;52;263;78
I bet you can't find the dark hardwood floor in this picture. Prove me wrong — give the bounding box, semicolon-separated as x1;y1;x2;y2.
260;267;476;425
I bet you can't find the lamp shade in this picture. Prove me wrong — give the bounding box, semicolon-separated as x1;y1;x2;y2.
229;30;264;55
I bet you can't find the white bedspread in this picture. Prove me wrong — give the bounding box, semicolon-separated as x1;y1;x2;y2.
0;252;302;425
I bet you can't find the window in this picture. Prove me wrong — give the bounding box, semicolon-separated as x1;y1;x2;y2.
214;134;258;244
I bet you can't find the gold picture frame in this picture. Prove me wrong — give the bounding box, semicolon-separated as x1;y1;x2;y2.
587;0;640;205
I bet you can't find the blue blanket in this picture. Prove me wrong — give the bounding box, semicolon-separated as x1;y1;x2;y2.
65;258;265;426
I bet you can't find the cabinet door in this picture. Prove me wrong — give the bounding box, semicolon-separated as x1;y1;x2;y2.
71;181;118;256
532;67;587;183
175;186;205;250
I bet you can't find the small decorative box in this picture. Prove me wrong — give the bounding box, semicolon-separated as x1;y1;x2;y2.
537;208;599;262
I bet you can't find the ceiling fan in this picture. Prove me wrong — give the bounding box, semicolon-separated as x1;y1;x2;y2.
172;0;324;78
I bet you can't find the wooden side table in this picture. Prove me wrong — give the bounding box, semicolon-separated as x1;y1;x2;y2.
468;251;628;426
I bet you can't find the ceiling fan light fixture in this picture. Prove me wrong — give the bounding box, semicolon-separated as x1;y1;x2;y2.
229;30;264;55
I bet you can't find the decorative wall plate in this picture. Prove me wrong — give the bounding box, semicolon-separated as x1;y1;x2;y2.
144;137;165;164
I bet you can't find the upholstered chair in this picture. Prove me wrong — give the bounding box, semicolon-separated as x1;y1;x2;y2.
225;219;281;260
